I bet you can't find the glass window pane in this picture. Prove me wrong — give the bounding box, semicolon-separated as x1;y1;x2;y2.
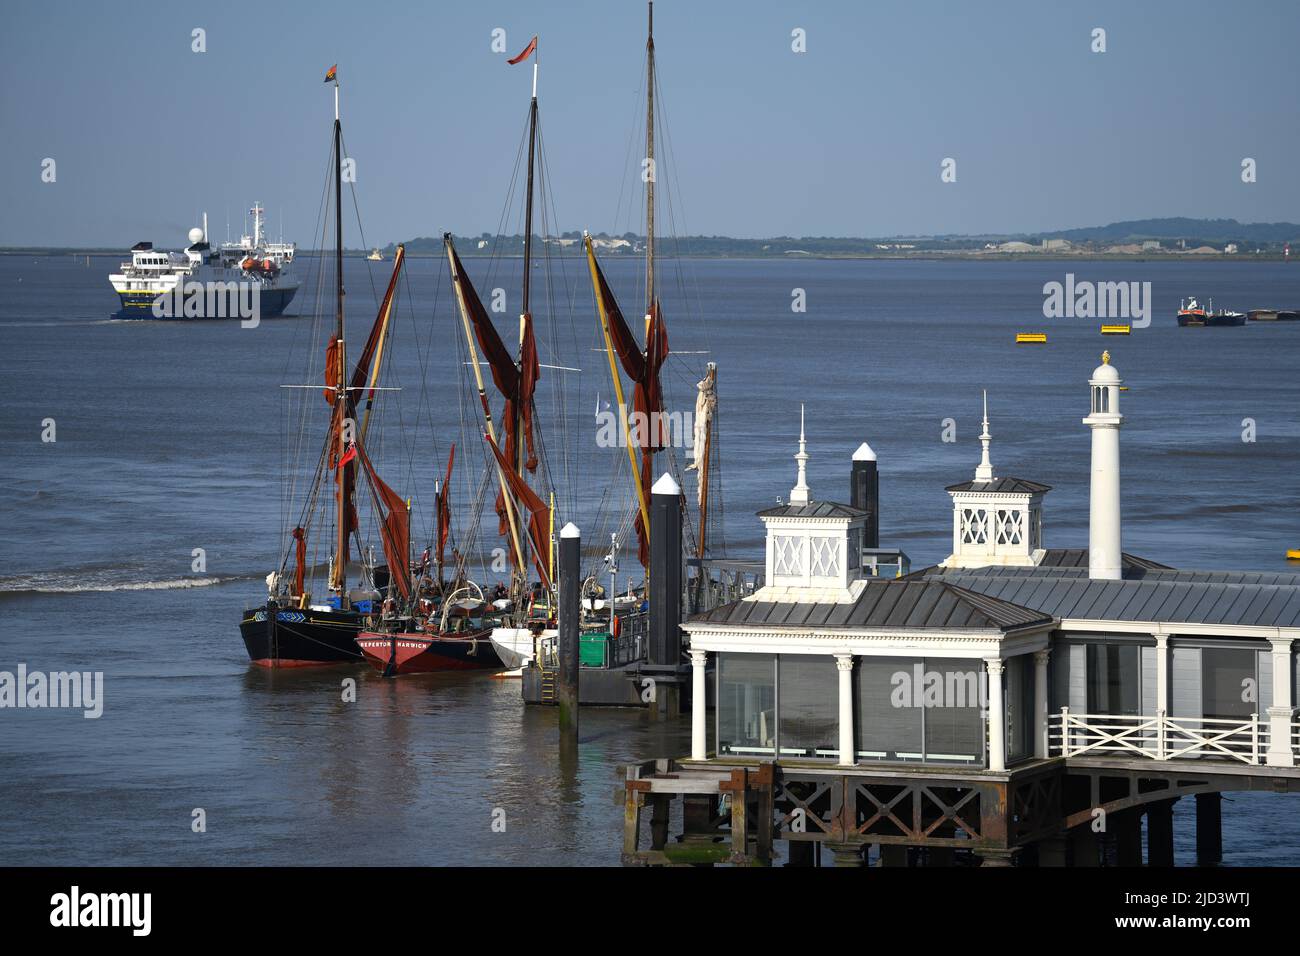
1202;647;1256;721
855;657;923;761
922;657;986;765
778;656;839;758
1086;643;1141;715
717;653;776;757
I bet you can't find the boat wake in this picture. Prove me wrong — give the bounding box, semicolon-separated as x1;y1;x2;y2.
0;572;240;596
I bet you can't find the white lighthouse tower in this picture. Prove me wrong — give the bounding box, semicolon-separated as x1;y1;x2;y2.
1083;351;1123;580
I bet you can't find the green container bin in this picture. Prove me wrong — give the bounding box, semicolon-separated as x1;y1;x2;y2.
579;632;610;667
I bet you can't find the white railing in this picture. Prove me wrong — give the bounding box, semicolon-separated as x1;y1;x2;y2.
1050;708;1265;764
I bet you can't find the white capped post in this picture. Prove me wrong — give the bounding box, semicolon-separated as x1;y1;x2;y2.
690;648;708;760
986;659;1006;772
1083;352;1123;580
836;653;855;766
1267;637;1295;768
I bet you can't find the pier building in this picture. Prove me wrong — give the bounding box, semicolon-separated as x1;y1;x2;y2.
622;354;1300;866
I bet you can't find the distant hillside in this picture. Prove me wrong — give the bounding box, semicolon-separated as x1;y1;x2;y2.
382;219;1300;258
1042;218;1300;244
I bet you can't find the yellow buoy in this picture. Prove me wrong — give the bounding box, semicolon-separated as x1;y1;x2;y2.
1015;332;1048;344
1101;324;1131;335
1287;549;1300;561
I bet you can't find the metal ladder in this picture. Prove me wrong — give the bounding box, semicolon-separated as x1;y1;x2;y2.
539;667;557;703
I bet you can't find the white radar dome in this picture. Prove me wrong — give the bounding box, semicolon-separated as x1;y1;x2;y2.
188;227;204;244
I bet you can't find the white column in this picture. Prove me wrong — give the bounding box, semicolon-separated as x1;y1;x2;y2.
690;648;708;761
1266;637;1294;768
1154;634;1169;714
986;659;1006;772
836;653;855;766
1033;649;1050;759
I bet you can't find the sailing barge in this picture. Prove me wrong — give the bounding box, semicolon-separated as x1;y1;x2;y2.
240;68;411;667
356;34;556;677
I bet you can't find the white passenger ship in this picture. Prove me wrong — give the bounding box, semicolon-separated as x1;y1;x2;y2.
109;203;299;318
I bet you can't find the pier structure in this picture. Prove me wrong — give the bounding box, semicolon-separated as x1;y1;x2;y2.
621;356;1300;865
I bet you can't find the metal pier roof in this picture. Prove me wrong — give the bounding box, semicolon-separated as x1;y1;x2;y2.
691;579;1053;632
925;571;1300;629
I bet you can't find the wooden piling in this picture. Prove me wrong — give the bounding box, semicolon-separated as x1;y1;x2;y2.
1196;792;1222;865
1146;798;1176;866
557;523;580;736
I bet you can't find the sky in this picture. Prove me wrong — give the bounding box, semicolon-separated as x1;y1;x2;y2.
2;0;1299;247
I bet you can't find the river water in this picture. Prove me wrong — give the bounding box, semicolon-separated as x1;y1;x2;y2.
2;253;1297;864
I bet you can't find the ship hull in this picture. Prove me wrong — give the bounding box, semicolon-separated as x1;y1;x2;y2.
1177;312;1207;327
357;629;503;675
489;626;553;669
239;605;363;667
115;284;298;319
1207;312;1247;327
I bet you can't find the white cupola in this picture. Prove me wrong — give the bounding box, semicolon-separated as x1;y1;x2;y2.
750;410;870;604
940;391;1050;569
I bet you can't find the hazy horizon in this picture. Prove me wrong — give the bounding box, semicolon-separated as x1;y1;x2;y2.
3;0;1298;248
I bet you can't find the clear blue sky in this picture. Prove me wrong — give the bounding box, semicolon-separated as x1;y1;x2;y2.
2;0;1298;247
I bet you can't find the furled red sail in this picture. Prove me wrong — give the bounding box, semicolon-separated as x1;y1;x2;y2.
447;243;540;539
484;433;552;590
354;439;411;601
348;245;405;401
436;444;455;578
591;254;670;566
324;339;340;404
291;526;307;596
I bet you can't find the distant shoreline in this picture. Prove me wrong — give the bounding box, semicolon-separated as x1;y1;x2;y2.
4;247;1295;263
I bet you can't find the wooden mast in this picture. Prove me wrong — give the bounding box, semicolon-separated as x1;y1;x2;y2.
516;45;540;597
644;1;656;320
330;70;348;595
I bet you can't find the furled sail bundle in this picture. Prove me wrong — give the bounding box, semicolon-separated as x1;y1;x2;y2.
435;444;455;581
588;248;669;567
353;438;411;601
687;363;716;502
484;433;552;589
446;243;540;543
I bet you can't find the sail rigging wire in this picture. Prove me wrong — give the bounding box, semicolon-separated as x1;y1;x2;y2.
279;137;337;575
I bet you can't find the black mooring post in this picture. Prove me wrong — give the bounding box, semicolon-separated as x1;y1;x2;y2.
850;444;879;548
557;522;580;735
648;473;683;717
649;474;682;667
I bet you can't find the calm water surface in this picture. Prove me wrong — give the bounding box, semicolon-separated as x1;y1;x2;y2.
1;254;1298;864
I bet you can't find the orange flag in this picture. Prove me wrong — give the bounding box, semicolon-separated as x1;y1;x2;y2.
507;36;537;65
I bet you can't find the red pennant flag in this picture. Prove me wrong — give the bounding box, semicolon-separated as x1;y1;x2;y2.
507;36;537;65
338;442;357;468
323;64;337;83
